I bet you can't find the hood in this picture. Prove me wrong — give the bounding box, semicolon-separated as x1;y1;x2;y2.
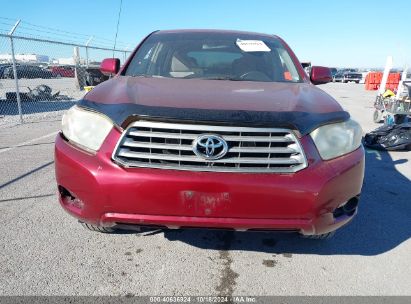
85;76;342;112
79;76;349;135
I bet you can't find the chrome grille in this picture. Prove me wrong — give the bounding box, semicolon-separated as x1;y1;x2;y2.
112;121;308;173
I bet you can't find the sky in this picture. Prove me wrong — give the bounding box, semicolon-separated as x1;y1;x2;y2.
1;0;410;68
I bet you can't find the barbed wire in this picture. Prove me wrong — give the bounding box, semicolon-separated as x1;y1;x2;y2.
0;21;16;28
0;16;16;21
0;16;130;49
21;20;129;47
12;28;127;49
20;21;129;47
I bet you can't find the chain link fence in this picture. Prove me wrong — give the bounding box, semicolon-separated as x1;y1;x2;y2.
0;31;131;127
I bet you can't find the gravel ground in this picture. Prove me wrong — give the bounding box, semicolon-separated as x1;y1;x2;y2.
0;82;410;296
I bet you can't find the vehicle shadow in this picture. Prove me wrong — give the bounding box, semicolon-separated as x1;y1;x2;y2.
158;148;411;256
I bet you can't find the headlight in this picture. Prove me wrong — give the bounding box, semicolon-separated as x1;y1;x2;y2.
310;119;362;160
62;106;113;152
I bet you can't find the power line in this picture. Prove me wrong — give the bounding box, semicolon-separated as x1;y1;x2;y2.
0;16;17;21
0;16;130;48
21;20;129;46
0;21;15;27
21;20;91;38
17;25;91;41
14;27;126;48
113;0;123;55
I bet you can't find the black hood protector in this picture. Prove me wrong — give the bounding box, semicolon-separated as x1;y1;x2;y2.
78;99;350;136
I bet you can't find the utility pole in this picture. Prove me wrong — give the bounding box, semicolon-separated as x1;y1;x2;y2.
85;36;93;68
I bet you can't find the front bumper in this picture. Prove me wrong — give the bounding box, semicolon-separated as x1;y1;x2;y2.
55;128;365;235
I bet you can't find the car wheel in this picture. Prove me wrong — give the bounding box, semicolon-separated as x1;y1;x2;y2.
302;231;335;240
81;222;116;233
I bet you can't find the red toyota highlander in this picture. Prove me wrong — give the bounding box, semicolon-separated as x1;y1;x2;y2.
55;30;364;239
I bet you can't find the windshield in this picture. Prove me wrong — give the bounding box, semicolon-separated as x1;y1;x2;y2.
124;32;302;83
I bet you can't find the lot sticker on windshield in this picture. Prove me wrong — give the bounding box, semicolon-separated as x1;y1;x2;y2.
236;39;271;52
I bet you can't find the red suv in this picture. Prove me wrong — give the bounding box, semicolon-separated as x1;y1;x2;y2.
50;65;75;78
55;30;364;239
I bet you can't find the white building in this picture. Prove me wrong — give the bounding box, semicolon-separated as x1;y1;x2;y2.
52;57;75;65
0;53;49;63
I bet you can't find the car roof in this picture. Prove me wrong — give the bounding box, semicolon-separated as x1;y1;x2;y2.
153;29;278;39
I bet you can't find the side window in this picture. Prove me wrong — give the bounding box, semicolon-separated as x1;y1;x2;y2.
125;42;161;76
169;53;196;78
277;48;300;82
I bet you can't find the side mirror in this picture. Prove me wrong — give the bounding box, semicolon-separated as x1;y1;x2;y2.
310;66;332;85
100;58;120;76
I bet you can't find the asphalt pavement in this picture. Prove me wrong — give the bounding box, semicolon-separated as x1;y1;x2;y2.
0;82;410;296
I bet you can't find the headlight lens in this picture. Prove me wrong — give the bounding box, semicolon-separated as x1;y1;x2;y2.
62;106;113;152
310;119;362;160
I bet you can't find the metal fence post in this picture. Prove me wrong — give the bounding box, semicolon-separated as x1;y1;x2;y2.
9;20;23;123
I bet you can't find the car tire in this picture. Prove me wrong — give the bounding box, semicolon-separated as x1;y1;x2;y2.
81;222;116;233
302;231;335;240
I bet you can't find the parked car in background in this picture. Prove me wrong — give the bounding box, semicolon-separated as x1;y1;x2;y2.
343;72;362;83
333;71;345;82
0;64;14;79
85;66;109;86
50;65;75;78
55;29;364;239
3;65;53;79
333;71;362;83
330;67;338;78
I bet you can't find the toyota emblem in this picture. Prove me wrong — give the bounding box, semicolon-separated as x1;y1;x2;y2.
193;134;228;160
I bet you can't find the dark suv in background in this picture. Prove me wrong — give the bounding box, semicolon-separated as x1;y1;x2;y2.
0;64;15;79
3;64;53;79
333;69;362;83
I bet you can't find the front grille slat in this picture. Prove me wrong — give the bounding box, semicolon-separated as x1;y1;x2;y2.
113;121;308;173
229;146;296;153
123;139;193;151
220;135;293;142
128;130;292;143
123;139;296;154
129;131;197;140
118;149;302;164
